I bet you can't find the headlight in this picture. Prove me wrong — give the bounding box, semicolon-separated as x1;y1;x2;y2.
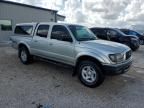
109;53;124;63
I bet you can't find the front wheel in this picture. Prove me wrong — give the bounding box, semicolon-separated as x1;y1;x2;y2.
78;61;105;88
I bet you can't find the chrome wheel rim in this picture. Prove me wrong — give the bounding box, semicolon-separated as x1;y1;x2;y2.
81;66;97;83
21;50;27;62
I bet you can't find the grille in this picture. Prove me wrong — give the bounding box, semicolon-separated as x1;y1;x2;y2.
126;50;131;60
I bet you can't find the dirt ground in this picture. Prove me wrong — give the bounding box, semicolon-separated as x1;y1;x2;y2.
0;45;144;108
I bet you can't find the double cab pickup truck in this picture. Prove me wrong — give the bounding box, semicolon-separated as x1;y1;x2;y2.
10;22;132;88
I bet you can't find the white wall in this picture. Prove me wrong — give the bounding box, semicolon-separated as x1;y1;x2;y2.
57;15;65;21
0;2;56;41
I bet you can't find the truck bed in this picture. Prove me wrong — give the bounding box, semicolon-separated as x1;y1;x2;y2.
10;35;33;49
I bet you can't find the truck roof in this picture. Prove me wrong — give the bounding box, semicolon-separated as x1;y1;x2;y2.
16;22;37;26
16;22;83;26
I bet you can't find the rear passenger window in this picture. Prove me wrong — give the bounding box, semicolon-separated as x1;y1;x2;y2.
14;25;33;35
36;25;49;38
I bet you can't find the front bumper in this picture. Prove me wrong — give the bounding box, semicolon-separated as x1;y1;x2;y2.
102;58;132;75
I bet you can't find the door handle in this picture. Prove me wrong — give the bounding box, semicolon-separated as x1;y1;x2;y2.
49;43;53;46
34;40;38;42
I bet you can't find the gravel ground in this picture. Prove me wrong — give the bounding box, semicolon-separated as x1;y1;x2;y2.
0;45;144;108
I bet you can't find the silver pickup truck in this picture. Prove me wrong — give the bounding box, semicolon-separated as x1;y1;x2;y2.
10;22;132;88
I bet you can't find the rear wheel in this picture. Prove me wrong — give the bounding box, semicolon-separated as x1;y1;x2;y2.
18;46;33;64
78;60;105;88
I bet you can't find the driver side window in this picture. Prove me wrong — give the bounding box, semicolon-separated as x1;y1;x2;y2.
51;25;72;42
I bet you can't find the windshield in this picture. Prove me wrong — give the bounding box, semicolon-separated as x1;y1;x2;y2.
114;28;126;36
68;25;97;41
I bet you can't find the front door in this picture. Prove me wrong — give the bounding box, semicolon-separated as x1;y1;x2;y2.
48;25;75;65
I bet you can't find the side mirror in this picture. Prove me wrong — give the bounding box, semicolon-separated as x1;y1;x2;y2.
107;32;111;37
106;32;111;40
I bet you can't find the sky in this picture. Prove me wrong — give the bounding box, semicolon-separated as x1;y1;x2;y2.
7;0;144;32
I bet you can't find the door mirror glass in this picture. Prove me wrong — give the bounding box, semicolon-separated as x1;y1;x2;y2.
107;32;111;37
106;31;111;40
107;30;117;39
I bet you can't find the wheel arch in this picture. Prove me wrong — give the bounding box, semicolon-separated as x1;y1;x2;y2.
73;55;103;76
76;55;103;68
18;43;30;53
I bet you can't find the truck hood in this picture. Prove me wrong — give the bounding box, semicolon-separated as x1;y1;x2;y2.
78;40;129;54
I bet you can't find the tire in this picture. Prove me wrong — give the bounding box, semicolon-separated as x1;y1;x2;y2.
130;45;139;51
18;46;33;64
78;60;105;88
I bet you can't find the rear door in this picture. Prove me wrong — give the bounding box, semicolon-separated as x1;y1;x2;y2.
31;24;50;57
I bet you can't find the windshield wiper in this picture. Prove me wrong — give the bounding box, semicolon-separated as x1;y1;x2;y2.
78;37;96;41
